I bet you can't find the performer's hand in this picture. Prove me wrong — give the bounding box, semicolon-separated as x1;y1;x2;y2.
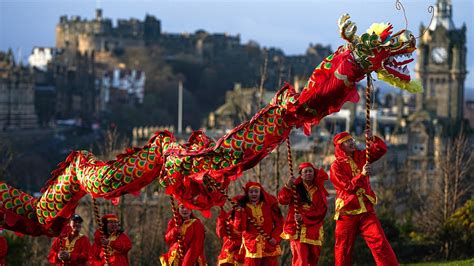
58;251;68;260
101;237;110;246
269;238;277;246
294;213;303;222
361;163;371;176
289;177;297;185
365;129;373;140
286;176;296;187
172;227;181;236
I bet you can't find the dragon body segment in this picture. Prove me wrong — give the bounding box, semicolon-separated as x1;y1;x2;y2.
0;14;421;236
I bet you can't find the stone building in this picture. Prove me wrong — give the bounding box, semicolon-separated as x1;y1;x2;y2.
205;83;262;131
51;49;97;123
98;68;146;110
0;50;38;130
408;0;468;194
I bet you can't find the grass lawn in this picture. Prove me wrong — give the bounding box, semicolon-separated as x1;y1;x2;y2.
402;259;474;266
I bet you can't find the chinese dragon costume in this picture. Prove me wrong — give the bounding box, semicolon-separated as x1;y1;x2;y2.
0;14;422;236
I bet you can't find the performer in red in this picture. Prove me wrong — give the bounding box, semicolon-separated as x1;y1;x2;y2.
216;207;244;266
160;203;206;266
0;229;7;266
278;162;328;266
90;214;132;266
330;131;398;266
47;214;90;266
234;182;283;266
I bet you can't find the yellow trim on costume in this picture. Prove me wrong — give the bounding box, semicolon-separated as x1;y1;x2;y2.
304;183;317;199
181;218;196;235
159;255;166;265
62;233;83;252
160;252;172;266
218;249;243;266
334;188;377;220
160;249;180;266
280;225;323;246
280;231;298;240
247;203;264;226
336;135;353;144
334;198;345;220
347;157;361;176
242;234;282;258
299;225;323;246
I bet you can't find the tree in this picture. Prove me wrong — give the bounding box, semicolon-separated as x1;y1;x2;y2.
413;131;473;259
440;199;474;259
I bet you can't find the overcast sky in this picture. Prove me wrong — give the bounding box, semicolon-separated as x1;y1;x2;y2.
1;0;473;88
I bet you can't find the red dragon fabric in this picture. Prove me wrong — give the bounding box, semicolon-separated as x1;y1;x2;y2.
0;14;422;236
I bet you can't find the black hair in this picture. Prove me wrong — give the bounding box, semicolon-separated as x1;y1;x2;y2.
71;214;83;223
296;183;312;204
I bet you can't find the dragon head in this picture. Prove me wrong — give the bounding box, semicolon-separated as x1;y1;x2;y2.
339;14;422;93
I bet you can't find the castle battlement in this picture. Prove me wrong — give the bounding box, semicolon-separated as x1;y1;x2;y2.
56;9;242;57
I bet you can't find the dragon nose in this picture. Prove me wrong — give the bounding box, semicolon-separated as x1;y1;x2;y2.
401;30;416;47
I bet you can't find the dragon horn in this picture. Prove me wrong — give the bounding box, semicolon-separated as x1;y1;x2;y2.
338;13;359;44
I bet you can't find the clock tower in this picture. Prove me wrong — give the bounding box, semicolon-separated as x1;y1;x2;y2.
406;0;468;195
415;0;467;132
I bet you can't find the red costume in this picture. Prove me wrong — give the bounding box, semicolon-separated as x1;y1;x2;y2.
216;208;244;266
0;235;7;266
90;214;132;266
234;182;283;266
48;233;90;266
278;162;328;266
330;132;398;266
160;215;206;266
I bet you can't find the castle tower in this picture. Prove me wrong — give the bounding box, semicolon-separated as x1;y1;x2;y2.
415;0;467;133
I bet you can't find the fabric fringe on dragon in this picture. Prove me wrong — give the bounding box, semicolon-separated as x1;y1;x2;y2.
0;14;422;236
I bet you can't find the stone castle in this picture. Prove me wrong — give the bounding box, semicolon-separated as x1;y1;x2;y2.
0;50;38;130
43;9;331;127
54;9;331;66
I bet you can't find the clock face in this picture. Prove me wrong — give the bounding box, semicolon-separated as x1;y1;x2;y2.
431;47;447;64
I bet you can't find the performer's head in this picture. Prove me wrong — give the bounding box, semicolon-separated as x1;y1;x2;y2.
244;182;263;204
178;203;192;220
298;162;317;183
333;132;356;156
102;214;120;236
69;214;83;235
